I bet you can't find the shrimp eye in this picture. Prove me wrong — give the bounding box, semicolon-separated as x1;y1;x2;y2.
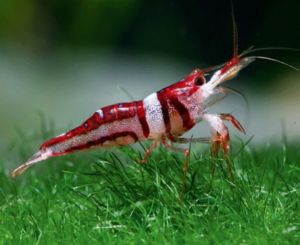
195;76;205;86
83;122;89;129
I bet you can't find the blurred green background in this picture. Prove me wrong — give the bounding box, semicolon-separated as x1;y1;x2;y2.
0;0;299;63
0;0;299;155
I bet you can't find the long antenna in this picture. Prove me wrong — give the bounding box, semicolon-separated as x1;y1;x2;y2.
241;47;300;56
249;56;300;72
230;0;238;57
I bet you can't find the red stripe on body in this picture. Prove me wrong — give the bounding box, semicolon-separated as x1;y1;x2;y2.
63;131;139;153
41;102;144;149
136;101;150;138
169;95;195;130
157;82;198;139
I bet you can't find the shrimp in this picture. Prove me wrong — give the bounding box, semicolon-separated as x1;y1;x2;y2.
11;11;299;203
9;53;254;179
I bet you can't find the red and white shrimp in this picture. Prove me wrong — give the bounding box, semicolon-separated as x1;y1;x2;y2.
11;20;299;183
11;53;254;178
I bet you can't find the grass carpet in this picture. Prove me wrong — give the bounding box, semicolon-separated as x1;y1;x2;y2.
0;133;299;244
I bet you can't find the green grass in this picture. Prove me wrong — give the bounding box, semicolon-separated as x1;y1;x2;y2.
1;130;300;244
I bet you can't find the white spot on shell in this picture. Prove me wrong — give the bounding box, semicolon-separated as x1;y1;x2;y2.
143;92;165;138
97;109;104;119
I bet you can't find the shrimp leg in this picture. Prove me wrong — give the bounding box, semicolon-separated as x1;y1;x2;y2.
203;113;245;181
